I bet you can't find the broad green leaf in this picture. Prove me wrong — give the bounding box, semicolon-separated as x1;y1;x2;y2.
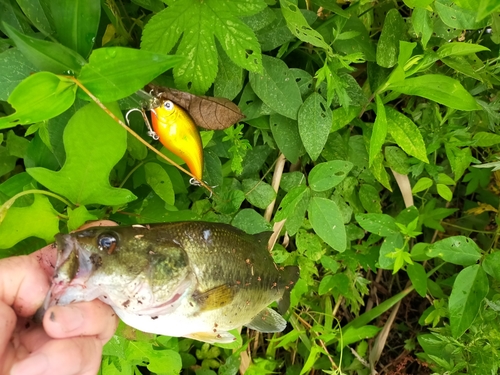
435;0;490;30
214;46;244;101
340;326;381;348
412;177;433;194
0;195;59;249
232;208;272;234
407;262;427;297
376;9;407;68
411;8;433;48
269;114;304;164
356;213;399;236
388;75;480;111
78;48;182;102
274;185;310;236
308;197;346;252
403;0;433;8
144;162;175;206
445;144;472;181
385;107;429;163
242;179;276;209
50;0;100;58
436;42;490;58
332;17;376;61
369;151;392;191
308;160;353;192
0;72;76;129
482;252;500;281
126;342;182;374
16;0;53;35
369;95;387;167
385;146;410;174
67;206;98;232
331;105;360;132
280;0;331;52
359;184;382;213
28;102;137;206
473;132;500;147
298;92;332;160
477;0;500;21
250;55;302;119
426;236;481;266
449;265;489;338
378;233;404;270
141;0;265;94
2;22;86;74
6;130;29;158
0;48;37;101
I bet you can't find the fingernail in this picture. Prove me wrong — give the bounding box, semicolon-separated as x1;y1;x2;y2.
50;305;84;333
11;353;49;375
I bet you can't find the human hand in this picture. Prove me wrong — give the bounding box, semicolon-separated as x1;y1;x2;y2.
0;220;119;375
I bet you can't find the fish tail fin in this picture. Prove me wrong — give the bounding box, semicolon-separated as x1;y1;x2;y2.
278;265;300;314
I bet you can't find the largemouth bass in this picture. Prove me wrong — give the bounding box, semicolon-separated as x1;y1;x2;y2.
41;222;299;343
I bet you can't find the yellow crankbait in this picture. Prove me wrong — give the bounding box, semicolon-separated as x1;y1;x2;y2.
151;100;204;181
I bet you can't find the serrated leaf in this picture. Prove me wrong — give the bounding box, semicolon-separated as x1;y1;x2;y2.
298;92;332;160
50;0;100;58
388;75;480;111
67;206;98;232
376;9;407;68
232;208;272;234
250;55;303;119
449;265;489;338
369;95;387;167
426;236;481;266
308;160;353;192
242;179;276;209
2;22;86;74
412;177;433;194
407;262;427;297
269;114;304;163
78;47;182;102
28;102;136;206
308;197;346;252
141;0;265;94
356;213;399;236
0;195;59;249
385;107;429;163
144;162;175;206
0;48;37;101
0;72;76;129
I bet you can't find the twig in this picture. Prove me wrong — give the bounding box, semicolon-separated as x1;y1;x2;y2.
264;153;286;222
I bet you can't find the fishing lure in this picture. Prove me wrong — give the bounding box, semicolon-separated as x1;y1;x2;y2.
150;100;204;182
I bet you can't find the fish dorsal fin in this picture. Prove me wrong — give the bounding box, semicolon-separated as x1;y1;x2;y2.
245;308;287;333
186;331;236;344
192;284;234;312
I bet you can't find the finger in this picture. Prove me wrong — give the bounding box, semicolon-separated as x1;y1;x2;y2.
0;255;50;317
0;301;16;365
44;301;118;342
10;336;102;375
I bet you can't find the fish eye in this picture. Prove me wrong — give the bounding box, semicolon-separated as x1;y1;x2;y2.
97;233;118;254
163;100;174;111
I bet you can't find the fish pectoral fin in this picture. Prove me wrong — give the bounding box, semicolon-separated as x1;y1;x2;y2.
245;308;287;333
192;284;234;312
186;331;236;344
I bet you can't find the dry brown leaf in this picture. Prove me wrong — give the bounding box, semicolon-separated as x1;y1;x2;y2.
146;84;245;130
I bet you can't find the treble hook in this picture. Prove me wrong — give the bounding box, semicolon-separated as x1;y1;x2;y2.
125;107;159;140
189;178;218;198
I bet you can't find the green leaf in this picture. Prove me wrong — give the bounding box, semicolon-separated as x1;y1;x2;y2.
407;262;427;297
331;105;360;132
67;206;98;232
403;0;433;8
436;42;490;58
477;0;500;20
445;145;472;181
274;185;309;235
279;0;331;52
359;184;382;213
388;74;480;111
412;177;433;194
78;47;182;102
379;233;404;270
385;107;429;163
0;48;38;101
250;55;303;119
356;213;399;236
411;8;433;48
141;0;265;94
426;236;481;266
126;341;182;375
28;102;137;206
340;326;381;348
50;0;100;58
144;162;175;206
385;146;410;174
242;179;276;209
473;132;500;147
482;252;500;281
370;151;392;191
6;130;29;159
449;265;489;338
308;160;353;192
308;197;346;252
16;0;53;35
269;114;304;164
232;208;272;234
214;46;244;101
376;9;407;68
369;95;387;167
0;195;59;249
2;22;86;74
435;0;490;29
332;17;376;61
298;92;332;161
0;72;76;129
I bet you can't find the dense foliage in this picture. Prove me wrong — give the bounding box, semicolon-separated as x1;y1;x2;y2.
1;0;500;373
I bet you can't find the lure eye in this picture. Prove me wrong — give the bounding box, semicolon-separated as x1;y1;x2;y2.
163;100;175;111
97;233;118;254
